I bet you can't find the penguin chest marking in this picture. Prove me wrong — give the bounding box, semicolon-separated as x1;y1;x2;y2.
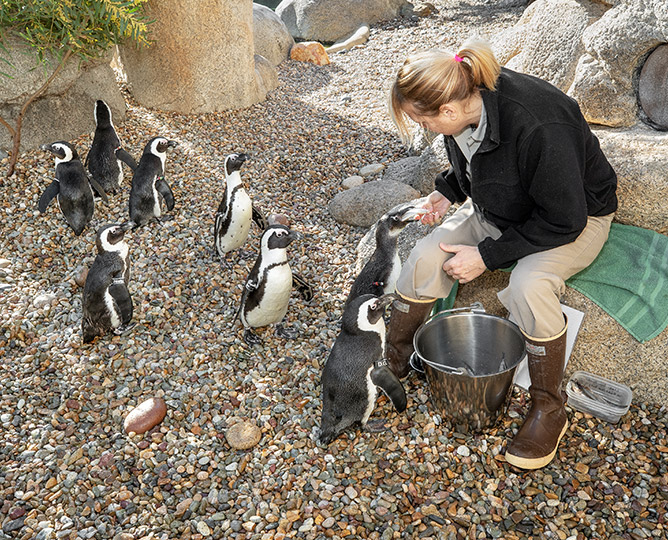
245;264;292;327
216;190;252;254
363;365;379;425
103;288;121;328
151;176;161;218
385;252;402;294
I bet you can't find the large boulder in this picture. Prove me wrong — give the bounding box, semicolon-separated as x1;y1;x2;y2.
276;0;410;43
120;1;272;114
254;3;294;66
569;0;668;127
328;179;420;227
492;0;606;92
0;36;125;152
493;0;668;128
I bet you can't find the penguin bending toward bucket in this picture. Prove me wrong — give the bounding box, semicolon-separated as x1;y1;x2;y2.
128;136;177;229
86;99;137;196
319;293;407;445
345;204;427;307
38;141;108;236
213;152;267;266
236;223;301;345
82;222;134;343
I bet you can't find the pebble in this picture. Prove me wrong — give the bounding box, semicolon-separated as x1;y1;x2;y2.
225;421;262;450
1;3;666;540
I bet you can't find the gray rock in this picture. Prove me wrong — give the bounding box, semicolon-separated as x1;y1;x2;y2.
341;175;364;189
638;44;668;130
254;54;279;100
253;3;295;66
569;0;668;127
120;2;263;113
359;163;385;176
492;0;605;92
276;0;410;42
0;36;124;152
382;136;448;196
328;180;420;227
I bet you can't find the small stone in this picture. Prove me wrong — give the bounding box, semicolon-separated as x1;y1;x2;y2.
359;163;384;176
290;42;330;65
32;293;56;308
196;521;211;536
225;421;262;450
123;397;167;434
267;213;290;227
342;176;364;189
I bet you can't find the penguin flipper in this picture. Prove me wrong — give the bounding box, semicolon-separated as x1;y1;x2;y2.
109;281;133;326
116;148;138;171
251;205;268;230
371;362;407;413
292;272;314;302
38;181;60;213
156;177;175;211
87;175;109;204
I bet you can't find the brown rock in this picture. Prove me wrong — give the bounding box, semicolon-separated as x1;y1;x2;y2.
225;421;262;450
123;397;167;435
268;213;290;227
290;42;330;66
74;267;88;288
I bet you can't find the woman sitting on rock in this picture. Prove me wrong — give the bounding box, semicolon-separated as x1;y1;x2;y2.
385;38;618;470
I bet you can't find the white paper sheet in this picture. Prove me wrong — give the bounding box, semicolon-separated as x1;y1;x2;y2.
512;304;585;391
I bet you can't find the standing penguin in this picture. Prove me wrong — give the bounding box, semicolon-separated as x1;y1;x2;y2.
128;136;178;228
38;141;108;236
319;293;407;445
237;224;301;345
86;99;138;195
82;222;134;343
345;204;427;306
213;152;266;265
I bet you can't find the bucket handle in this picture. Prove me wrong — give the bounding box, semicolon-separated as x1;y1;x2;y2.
428;301;485;323
410;352;466;376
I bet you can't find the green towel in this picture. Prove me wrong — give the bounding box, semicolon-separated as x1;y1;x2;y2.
566;223;668;343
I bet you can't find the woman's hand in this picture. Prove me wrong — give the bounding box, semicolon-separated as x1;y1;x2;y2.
440;244;486;284
420;191;451;225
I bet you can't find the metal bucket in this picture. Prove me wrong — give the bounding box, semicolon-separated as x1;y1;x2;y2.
412;304;526;432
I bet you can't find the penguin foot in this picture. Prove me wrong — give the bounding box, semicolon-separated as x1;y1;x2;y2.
275;324;298;340
114;322;137;335
365;419;389;433
243;329;262;346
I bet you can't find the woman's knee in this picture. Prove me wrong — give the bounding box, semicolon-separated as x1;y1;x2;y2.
507;270;564;304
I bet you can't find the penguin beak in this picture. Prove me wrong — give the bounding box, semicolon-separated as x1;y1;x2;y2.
401;207;429;222
40;143;54;154
166;140;178;153
376;293;398;310
287;230;302;244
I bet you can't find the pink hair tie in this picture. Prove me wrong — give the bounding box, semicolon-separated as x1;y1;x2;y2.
454;54;463;63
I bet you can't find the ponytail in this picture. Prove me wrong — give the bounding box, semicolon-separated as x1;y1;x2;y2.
389;37;501;143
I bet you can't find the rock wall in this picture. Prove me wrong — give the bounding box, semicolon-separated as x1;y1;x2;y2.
120;0;270;114
0;36;125;152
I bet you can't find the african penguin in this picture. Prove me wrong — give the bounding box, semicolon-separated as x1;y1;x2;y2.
214;152;253;263
319;293;407;445
237;224;301;345
345;205;427;306
128;136;177;228
82;222;134;343
38;141;108;236
86;99;138;195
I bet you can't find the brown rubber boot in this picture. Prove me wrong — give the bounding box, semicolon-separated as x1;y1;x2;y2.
386;295;435;378
505;317;568;470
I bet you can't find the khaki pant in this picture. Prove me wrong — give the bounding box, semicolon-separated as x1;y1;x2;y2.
396;199;614;338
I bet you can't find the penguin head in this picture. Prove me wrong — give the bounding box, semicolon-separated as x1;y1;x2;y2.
94;100;112;128
343;293;396;332
96;222;132;254
145;136;178;157
262;224;300;251
379;205;429;237
40;141;79;164
224;153;248;176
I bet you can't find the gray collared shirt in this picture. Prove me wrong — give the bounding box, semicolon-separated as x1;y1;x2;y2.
452;101;487;182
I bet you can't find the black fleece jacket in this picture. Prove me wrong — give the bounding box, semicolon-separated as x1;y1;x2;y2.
435;68;618;271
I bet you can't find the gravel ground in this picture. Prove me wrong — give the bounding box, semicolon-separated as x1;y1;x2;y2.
1;2;667;539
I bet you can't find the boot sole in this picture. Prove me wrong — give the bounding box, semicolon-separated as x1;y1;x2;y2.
505;420;568;470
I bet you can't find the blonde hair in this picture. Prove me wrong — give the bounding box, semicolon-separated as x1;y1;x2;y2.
389;38;501;143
